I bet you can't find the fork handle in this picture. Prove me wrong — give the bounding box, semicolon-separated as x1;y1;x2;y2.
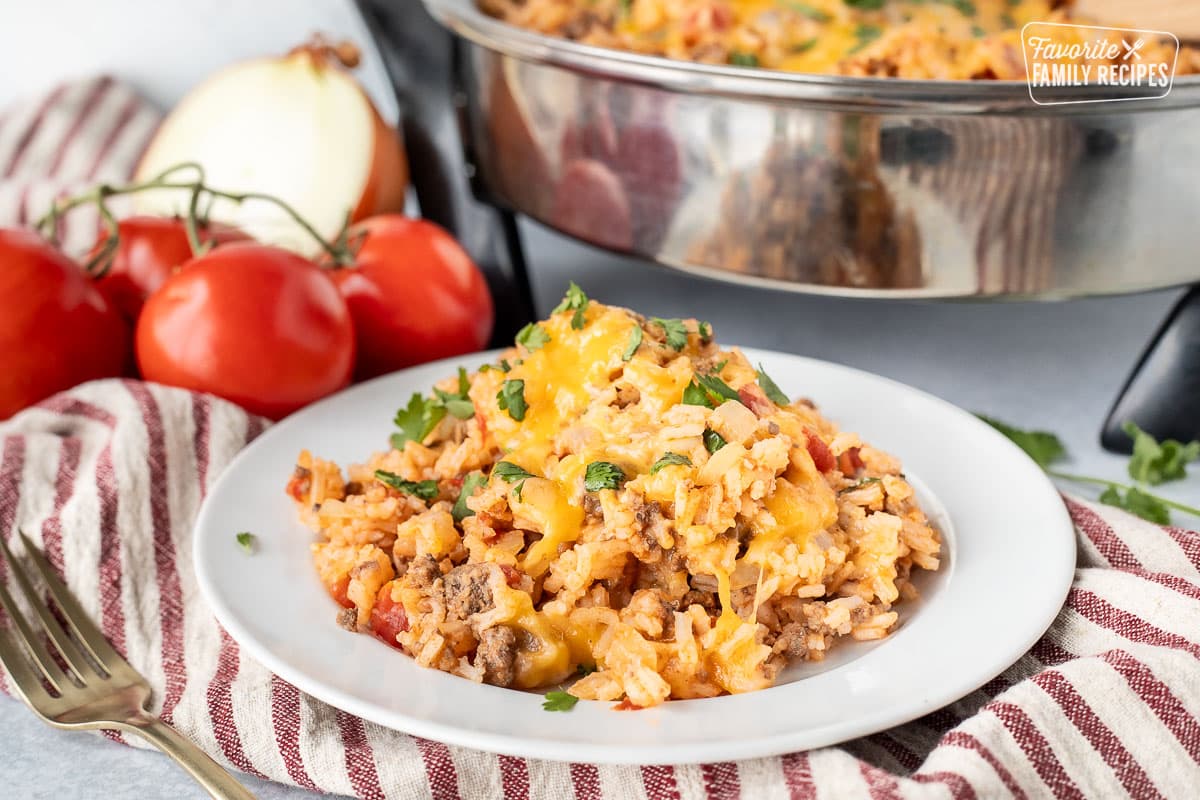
125;717;257;800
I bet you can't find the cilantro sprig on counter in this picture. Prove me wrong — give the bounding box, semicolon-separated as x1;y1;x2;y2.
979;416;1200;524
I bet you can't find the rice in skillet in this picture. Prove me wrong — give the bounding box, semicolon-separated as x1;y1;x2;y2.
287;285;940;707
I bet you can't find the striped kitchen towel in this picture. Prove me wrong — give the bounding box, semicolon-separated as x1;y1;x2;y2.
0;378;1197;799
0;76;160;252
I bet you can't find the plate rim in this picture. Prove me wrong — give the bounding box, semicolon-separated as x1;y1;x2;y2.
193;346;1076;764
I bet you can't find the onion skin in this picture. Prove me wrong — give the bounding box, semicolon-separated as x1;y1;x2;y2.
353;103;409;221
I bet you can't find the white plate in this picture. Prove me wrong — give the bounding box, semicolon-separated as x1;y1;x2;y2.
194;348;1075;765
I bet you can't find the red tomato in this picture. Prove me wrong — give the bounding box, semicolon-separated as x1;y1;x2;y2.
135;243;354;420
805;430;836;473
331;215;493;379
90;216;250;322
0;229;129;419
368;583;408;648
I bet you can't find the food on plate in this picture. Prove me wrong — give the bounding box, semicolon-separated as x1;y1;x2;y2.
136;243;355;420
480;0;1198;79
133;37;408;256
287;285;941;707
329;215;495;379
0;229;130;420
89;216;250;322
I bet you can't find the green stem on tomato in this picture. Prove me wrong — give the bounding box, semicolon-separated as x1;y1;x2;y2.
1047;470;1200;518
33;160;353;265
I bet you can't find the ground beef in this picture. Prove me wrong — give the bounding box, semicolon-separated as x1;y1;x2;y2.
770;622;810;660
476;625;518;687
406;555;442;593
444;563;496;621
335;607;357;632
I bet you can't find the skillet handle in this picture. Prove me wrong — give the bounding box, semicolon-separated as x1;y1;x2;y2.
1101;287;1200;452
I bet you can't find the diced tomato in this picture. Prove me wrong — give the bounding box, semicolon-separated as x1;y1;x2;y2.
738;384;774;417
500;564;522;588
805;431;835;473
837;447;864;476
613;698;644;711
285;467;312;502
328;576;353;609
368;583;408;648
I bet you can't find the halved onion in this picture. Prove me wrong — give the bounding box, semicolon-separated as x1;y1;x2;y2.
133;38;407;255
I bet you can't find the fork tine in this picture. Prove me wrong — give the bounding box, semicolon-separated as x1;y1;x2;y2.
0;617;56;711
0;555;69;696
17;531;129;674
0;533;94;681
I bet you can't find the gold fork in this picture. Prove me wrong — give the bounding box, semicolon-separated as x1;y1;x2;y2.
0;531;254;800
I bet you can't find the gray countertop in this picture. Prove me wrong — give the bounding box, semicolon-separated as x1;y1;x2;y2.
2;220;1197;798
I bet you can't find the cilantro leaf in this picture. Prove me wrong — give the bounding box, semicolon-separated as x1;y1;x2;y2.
584;461;627;492
498;359;512;373
542;690;579;712
730;51;759;67
977;415;1066;469
452;472;488;523
554;282;589;330
650;452;692;474
622;326;643;362
432;388;474;420
1099;485;1170;525
786;2;831;21
516;322;550;352
391;393;446;450
756;364;790;406
651;318;689;351
457;366;470;397
235;531;255;553
577;663;597;676
698;321;712;340
694;372;740;403
851;23;883;52
374;470;439;501
843;0;885;9
839;477;881;495
1124;421;1200;487
497;379;527;422
703;428;726;454
682;380;715;409
494;461;535;500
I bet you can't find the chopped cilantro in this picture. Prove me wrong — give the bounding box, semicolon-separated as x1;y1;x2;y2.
493;461;535;500
542;690;579;712
374;470;439;501
623;326;643;362
651;318;689;351
452;472;488;523
703;428;727;454
553;282;589;329
650;452;692;474
498;359;512;373
839;477;882;495
756;364;790;406
843;0;885;9
235;532;255;553
851;24;883;52
791;38;818;54
391;393;446;450
971;24;986;38
577;663;597;676
785;1;831;22
584;461;627;492
682;380;715;409
516;322;550;352
694;372;740;403
1124;421;1200;487
698;321;712;340
730;51;760;67
497;379;527;422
